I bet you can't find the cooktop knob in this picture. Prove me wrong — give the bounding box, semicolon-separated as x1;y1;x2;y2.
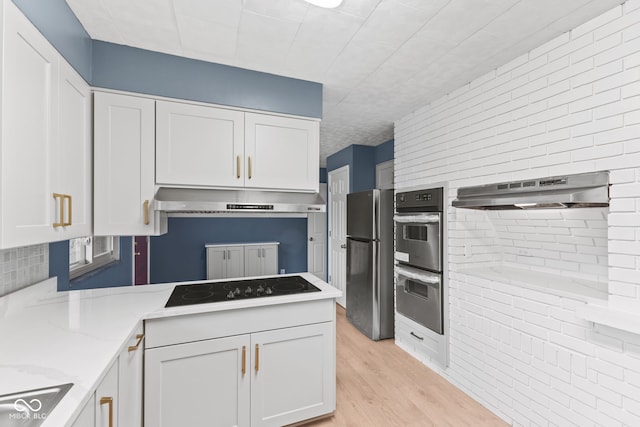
265;286;273;295
256;285;265;295
234;288;241;295
245;286;253;296
227;291;235;299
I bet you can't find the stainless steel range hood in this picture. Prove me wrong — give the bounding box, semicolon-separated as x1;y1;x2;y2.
155;187;326;213
452;171;609;210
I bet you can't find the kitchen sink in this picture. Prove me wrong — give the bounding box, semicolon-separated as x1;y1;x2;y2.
0;383;73;427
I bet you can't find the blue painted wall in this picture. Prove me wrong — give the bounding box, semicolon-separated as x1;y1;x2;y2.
150;217;307;283
50;238;133;291
326;140;394;192
92;41;322;119
11;0;92;81
319;168;327;184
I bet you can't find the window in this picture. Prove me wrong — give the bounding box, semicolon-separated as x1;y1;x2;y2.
69;236;120;279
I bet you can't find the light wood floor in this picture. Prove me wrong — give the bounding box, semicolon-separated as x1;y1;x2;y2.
305;306;507;427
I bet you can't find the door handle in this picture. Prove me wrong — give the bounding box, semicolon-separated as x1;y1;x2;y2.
63;195;72;226
255;343;260;372
248;156;253;179
309;237;314;241
143;200;150;225
340;244;347;249
241;345;247;375
236;155;241;179
52;193;64;227
128;334;145;352
99;397;114;427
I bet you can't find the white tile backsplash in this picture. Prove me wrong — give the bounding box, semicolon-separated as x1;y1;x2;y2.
395;0;640;425
0;244;48;297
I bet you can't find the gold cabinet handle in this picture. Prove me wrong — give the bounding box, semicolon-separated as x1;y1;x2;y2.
236;155;241;179
52;193;64;227
241;345;246;375
99;397;113;427
128;333;144;352
63;194;72;226
255;343;260;372
248;156;253;179
143;200;150;225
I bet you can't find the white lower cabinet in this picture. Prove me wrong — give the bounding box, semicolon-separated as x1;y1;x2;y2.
71;394;95;427
206;245;245;280
70;325;144;427
206;243;278;280
144;301;336;427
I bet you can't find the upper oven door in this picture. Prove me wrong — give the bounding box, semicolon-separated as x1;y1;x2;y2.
394;213;441;272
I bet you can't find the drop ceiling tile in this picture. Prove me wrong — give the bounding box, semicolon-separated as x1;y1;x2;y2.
176;14;238;58
243;0;310;22
173;0;242;26
104;0;175;27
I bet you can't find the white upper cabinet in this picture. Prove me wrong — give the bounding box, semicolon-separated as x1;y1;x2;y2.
245;113;319;192
0;0;91;248
56;60;92;239
155;101;319;192
94;92;164;236
156;100;244;187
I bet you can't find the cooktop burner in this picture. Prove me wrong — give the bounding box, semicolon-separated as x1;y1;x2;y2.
165;275;321;308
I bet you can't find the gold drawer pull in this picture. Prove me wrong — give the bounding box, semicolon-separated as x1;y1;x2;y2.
237;155;241;179
99;397;113;427
52;193;64;227
255;343;260;372
242;345;246;375
128;333;144;352
143;200;150;225
248;156;253;179
63;194;72;226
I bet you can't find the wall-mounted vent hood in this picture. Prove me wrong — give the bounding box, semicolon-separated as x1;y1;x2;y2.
155;187;326;214
452;171;609;210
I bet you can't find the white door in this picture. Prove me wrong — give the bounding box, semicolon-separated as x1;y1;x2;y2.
1;1;59;248
261;245;279;276
96;359;119;427
56;60;92;239
328;166;349;307
307;184;327;281
93;92;157;236
244;245;263;277
244;113;319;192
119;325;144;427
376;160;394;190
226;246;245;279
251;322;335;427
206;247;227;280
156;101;244;187
145;335;251;427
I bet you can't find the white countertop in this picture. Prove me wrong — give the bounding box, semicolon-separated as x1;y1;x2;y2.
0;273;340;426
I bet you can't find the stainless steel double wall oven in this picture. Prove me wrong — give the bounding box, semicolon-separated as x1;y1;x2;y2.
394;187;444;334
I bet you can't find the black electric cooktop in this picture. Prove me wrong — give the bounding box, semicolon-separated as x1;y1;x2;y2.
165;275;321;308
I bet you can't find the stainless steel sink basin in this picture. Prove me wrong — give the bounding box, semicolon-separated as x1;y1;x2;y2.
0;383;73;427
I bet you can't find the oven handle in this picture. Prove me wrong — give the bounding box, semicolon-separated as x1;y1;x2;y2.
393;214;440;223
395;265;440;284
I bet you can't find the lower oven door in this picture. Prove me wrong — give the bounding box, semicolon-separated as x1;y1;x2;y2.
394;213;441;271
395;264;442;334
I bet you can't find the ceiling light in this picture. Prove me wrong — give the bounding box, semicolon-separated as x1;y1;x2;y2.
304;0;343;8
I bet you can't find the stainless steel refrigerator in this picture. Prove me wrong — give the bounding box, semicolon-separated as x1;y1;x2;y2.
346;189;394;341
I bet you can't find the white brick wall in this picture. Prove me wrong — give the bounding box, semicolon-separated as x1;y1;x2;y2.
395;1;640;425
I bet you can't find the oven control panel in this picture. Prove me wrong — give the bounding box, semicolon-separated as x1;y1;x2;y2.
396;187;443;211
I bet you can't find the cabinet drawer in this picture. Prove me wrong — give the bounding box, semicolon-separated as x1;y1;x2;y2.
145;299;334;348
395;313;441;362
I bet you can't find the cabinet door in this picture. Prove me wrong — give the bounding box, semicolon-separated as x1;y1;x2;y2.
261;245;278;276
145;335;250;427
1;0;59;248
96;359;119;427
56;60;92;239
119;324;144;427
156;101;244;187
226;246;245;279
94;92;157;236
71;394;95;427
244;113;319;192
206;247;227;280
251;322;335;427
244;246;262;277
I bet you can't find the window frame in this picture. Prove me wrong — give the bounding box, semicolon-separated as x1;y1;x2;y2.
69;236;120;279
